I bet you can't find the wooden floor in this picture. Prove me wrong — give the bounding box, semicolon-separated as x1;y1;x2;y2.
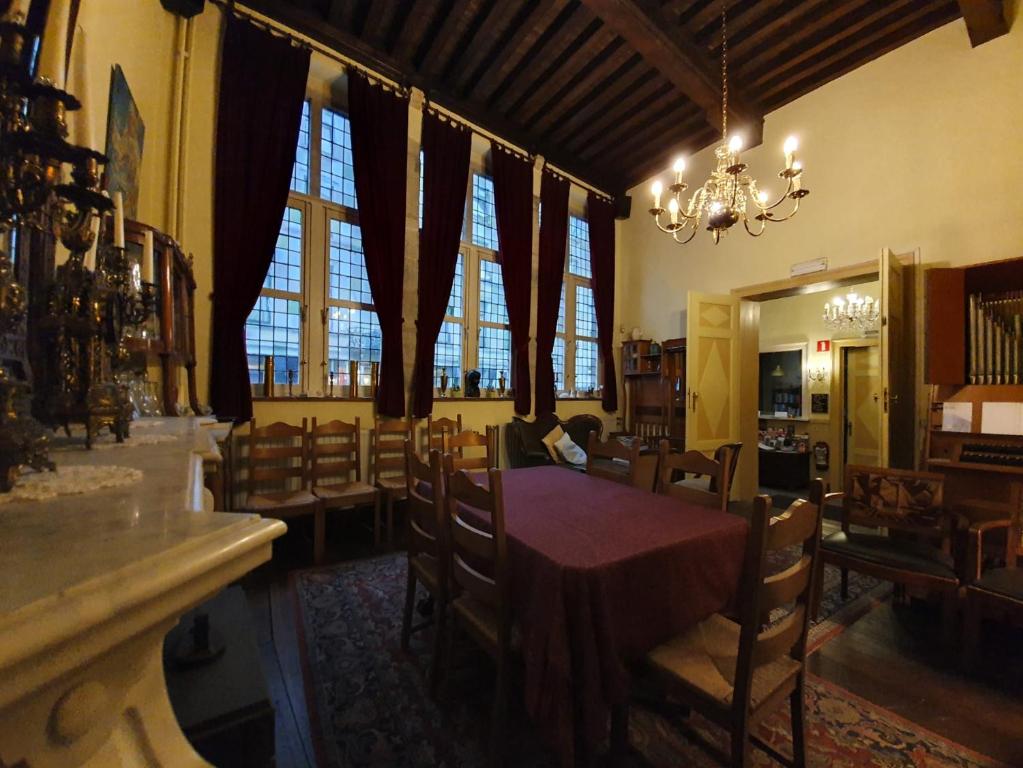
242;512;1023;768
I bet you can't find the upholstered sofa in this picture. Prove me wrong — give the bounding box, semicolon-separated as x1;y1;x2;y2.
505;413;604;469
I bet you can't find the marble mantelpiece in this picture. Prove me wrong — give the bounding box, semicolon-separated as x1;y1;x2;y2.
0;418;286;767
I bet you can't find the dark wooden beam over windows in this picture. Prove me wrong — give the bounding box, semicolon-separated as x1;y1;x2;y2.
957;0;1009;47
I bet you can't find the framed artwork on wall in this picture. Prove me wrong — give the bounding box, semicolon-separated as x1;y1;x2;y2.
104;64;145;219
811;393;829;414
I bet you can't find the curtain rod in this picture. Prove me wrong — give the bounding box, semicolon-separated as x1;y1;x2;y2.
210;0;613;200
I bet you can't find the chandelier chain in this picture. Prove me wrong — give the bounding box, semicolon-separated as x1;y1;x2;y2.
721;1;728;141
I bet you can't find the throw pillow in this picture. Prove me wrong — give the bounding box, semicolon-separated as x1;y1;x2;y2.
554;432;587;466
541;426;565;463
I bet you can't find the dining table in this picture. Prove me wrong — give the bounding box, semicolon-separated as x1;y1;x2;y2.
458;465;749;767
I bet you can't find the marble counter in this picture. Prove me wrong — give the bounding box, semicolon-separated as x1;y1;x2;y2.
0;417;286;767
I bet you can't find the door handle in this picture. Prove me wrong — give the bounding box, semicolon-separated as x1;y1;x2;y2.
884;388;890;413
691;391;699;412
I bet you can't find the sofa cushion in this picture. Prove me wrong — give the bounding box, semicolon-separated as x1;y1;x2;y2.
541;425;565;463
972;567;1023;601
822;531;956;580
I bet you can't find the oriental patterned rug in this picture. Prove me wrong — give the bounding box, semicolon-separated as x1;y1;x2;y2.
291;554;1003;768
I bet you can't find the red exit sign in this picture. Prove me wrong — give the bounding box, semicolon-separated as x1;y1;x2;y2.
816;340;831;353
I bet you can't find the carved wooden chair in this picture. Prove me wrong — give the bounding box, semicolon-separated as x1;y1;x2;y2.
619;480;826;768
444;425;498;472
240;419;325;564
424;414;462;455
711;442;743;499
309;417;381;548
442;457;514;763
401;441;449;696
371;418;416;545
820;465;960;642
964;482;1023;671
656;440;733;512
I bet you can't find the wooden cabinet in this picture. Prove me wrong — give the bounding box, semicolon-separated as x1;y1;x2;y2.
123;219;201;415
622;338;685;448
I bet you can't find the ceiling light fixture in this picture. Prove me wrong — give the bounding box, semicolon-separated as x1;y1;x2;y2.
648;2;810;244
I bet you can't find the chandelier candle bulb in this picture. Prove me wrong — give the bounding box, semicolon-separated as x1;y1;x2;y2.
68;25;93;148
669;198;679;225
672;157;685;185
651;180;663;209
36;0;71;85
784;136;798;169
83;216;99;271
142;230;155;284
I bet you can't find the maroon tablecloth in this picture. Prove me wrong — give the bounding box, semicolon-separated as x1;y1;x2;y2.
467;466;748;766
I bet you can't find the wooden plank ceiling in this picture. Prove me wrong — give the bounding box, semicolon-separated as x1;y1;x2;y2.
246;0;963;195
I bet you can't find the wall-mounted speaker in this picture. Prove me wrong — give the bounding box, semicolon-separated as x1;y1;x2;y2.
614;195;632;220
160;0;205;18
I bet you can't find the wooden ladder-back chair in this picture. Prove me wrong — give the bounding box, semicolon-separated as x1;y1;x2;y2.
442;458;513;763
309;417;381;548
711;442;743;499
586;431;643;487
820;465;960;642
444;425;498;472
425;415;462;455
371;418;416;544
240;419;325;564
657;440;733;512
623;480;826;768
964;482;1023;671
401;442;448;696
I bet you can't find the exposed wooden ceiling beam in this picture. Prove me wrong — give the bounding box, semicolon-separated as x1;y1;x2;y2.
242;0;618;192
391;0;442;65
420;0;486;78
450;2;522;92
527;42;635;131
470;0;571;102
541;55;645;141
361;0;402;49
614;123;718;191
560;75;673;151
577;0;761;134
957;0;1008;46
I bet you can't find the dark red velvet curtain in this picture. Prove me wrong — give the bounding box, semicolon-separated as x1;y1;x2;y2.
411;112;471;417
588;192;618;412
534;170;569;415
210;17;309;421
490;145;533;415
347;72;409;417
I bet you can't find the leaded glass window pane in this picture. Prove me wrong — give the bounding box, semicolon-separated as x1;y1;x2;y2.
553;337;566;391
329;220;373;306
575;284;597;339
434;321;462;388
471;173;499;250
246;296;301;384
478;326;511;390
327;307;381;372
479;259;508;325
320;108;358;209
264;207;302;294
568;215;591;278
575;339;599;392
290;100;310;194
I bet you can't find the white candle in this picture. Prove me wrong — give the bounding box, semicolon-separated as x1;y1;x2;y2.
84;215;99;271
3;0;31;22
112;191;125;248
67;25;93;147
37;0;71;86
142;230;155;283
651;180;662;209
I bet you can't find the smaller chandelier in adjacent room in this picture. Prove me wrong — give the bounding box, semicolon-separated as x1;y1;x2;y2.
823;292;880;332
648;3;810;245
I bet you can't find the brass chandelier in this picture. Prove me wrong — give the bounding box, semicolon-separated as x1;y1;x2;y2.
648;3;809;244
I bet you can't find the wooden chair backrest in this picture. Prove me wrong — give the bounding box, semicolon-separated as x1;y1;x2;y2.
246;419;308;495
444;426;497;471
586;431;641;482
372;418;415;482
656;441;731;511
309;417;360;486
405;441;445;564
710;442;742;495
842;464;949;541
733;479;825;717
444;458;510;642
425;415;462;454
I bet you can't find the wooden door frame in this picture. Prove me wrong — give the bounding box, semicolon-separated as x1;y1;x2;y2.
732;262;880;500
834;337;881;474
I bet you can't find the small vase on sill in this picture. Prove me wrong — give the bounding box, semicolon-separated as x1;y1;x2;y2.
439;368;449;397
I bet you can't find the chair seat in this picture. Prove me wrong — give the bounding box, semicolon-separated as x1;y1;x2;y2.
451;593;520;652
646;613;801;710
376;476;408;496
313;480;377;505
242;489;321;515
971;567;1023;601
411;553;442;594
589;458;629;478
822;531;957;580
